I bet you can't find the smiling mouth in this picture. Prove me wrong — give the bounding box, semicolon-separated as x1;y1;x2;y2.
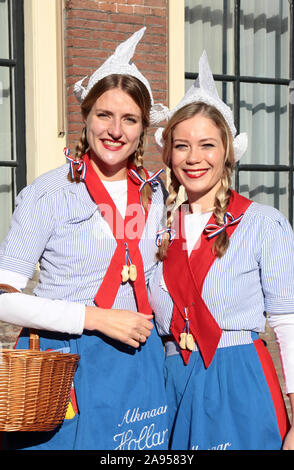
102;139;125;150
184;169;209;179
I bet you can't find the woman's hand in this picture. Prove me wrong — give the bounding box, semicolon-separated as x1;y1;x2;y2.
283;425;294;450
283;393;294;449
84;306;154;348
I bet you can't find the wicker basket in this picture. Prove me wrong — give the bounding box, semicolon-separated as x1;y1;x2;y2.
0;285;80;431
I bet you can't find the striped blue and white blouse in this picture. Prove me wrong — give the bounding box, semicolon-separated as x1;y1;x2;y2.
148;202;294;347
0;163;166;311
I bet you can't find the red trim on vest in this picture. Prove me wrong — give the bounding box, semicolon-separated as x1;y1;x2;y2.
254;338;290;441
163;190;252;367
83;153;152;315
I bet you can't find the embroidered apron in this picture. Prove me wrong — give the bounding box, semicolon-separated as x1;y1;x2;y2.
2;154;168;450
162;190;289;450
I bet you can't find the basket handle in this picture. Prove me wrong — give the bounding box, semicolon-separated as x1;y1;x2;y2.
29;329;40;351
0;284;40;352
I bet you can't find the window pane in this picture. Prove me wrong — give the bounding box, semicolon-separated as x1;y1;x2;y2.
240;0;289;79
240;83;289;165
0;167;14;243
0;66;13;161
185;0;234;76
0;0;10;60
239;171;288;217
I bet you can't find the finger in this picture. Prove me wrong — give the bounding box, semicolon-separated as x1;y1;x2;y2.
140;320;154;331
136;312;154;320
137;334;146;344
139;326;152;338
127;337;140;349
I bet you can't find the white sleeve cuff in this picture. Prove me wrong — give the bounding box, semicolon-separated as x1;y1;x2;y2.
267;313;294;394
0;269;29;290
0;293;85;335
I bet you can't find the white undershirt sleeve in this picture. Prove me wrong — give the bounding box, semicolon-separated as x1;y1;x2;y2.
0;268;29;290
0;293;85;335
0;269;85;335
267;313;294;394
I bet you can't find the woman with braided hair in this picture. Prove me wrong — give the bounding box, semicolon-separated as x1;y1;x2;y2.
0;28;169;450
148;51;294;450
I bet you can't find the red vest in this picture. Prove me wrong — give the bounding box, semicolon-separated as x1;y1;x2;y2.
163;190;252;367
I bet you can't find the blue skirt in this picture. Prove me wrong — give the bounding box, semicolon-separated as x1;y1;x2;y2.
2;324;169;450
165;338;289;450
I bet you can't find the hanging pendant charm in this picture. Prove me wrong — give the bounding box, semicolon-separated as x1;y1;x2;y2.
186;333;195;351
122;243;137;283
129;264;137;282
179;332;187;349
121;265;130;283
179;307;195;351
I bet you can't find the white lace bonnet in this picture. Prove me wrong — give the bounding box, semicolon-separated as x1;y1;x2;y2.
73;27;168;126
154;51;247;161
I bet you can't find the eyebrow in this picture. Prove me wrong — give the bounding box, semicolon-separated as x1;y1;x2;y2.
95;108;141;119
173;137;218;143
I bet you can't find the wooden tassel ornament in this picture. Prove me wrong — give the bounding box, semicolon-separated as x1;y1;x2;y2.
129;264;137;282
186;333;195;351
121;265;129;283
179;332;187;349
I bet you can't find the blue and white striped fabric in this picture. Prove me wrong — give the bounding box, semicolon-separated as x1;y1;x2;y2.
0;163;165;308
148;202;294;349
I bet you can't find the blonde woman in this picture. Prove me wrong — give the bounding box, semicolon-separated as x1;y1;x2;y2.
149;52;294;450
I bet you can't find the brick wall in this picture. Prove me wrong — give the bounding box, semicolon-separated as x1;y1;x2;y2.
64;0;168;172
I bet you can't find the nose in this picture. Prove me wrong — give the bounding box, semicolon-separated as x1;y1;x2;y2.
186;146;202;164
108;118;123;140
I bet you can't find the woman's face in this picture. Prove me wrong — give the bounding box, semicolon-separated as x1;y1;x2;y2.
85;88;143;180
171;113;226;211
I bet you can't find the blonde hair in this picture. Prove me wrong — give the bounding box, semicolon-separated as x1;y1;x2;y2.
71;74;152;210
157;102;235;261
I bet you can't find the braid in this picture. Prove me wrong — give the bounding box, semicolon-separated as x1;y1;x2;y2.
68;127;88;183
212;160;233;257
156;170;181;261
130;132;152;211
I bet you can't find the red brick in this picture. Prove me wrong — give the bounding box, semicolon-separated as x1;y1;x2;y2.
117;4;134;14
115;22;137;33
67;28;93;39
67;9;108;22
144;16;166;26
150;7;166;17
144;0;166;6
66;37;100;49
92;30;127;41
109;13;144;24
98;1;117;12
133;6;152;15
126;0;144;4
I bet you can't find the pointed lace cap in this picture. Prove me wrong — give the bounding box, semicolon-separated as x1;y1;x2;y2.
155;51;247;161
73;27;168;125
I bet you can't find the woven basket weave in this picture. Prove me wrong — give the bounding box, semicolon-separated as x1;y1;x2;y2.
0;285;80;432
